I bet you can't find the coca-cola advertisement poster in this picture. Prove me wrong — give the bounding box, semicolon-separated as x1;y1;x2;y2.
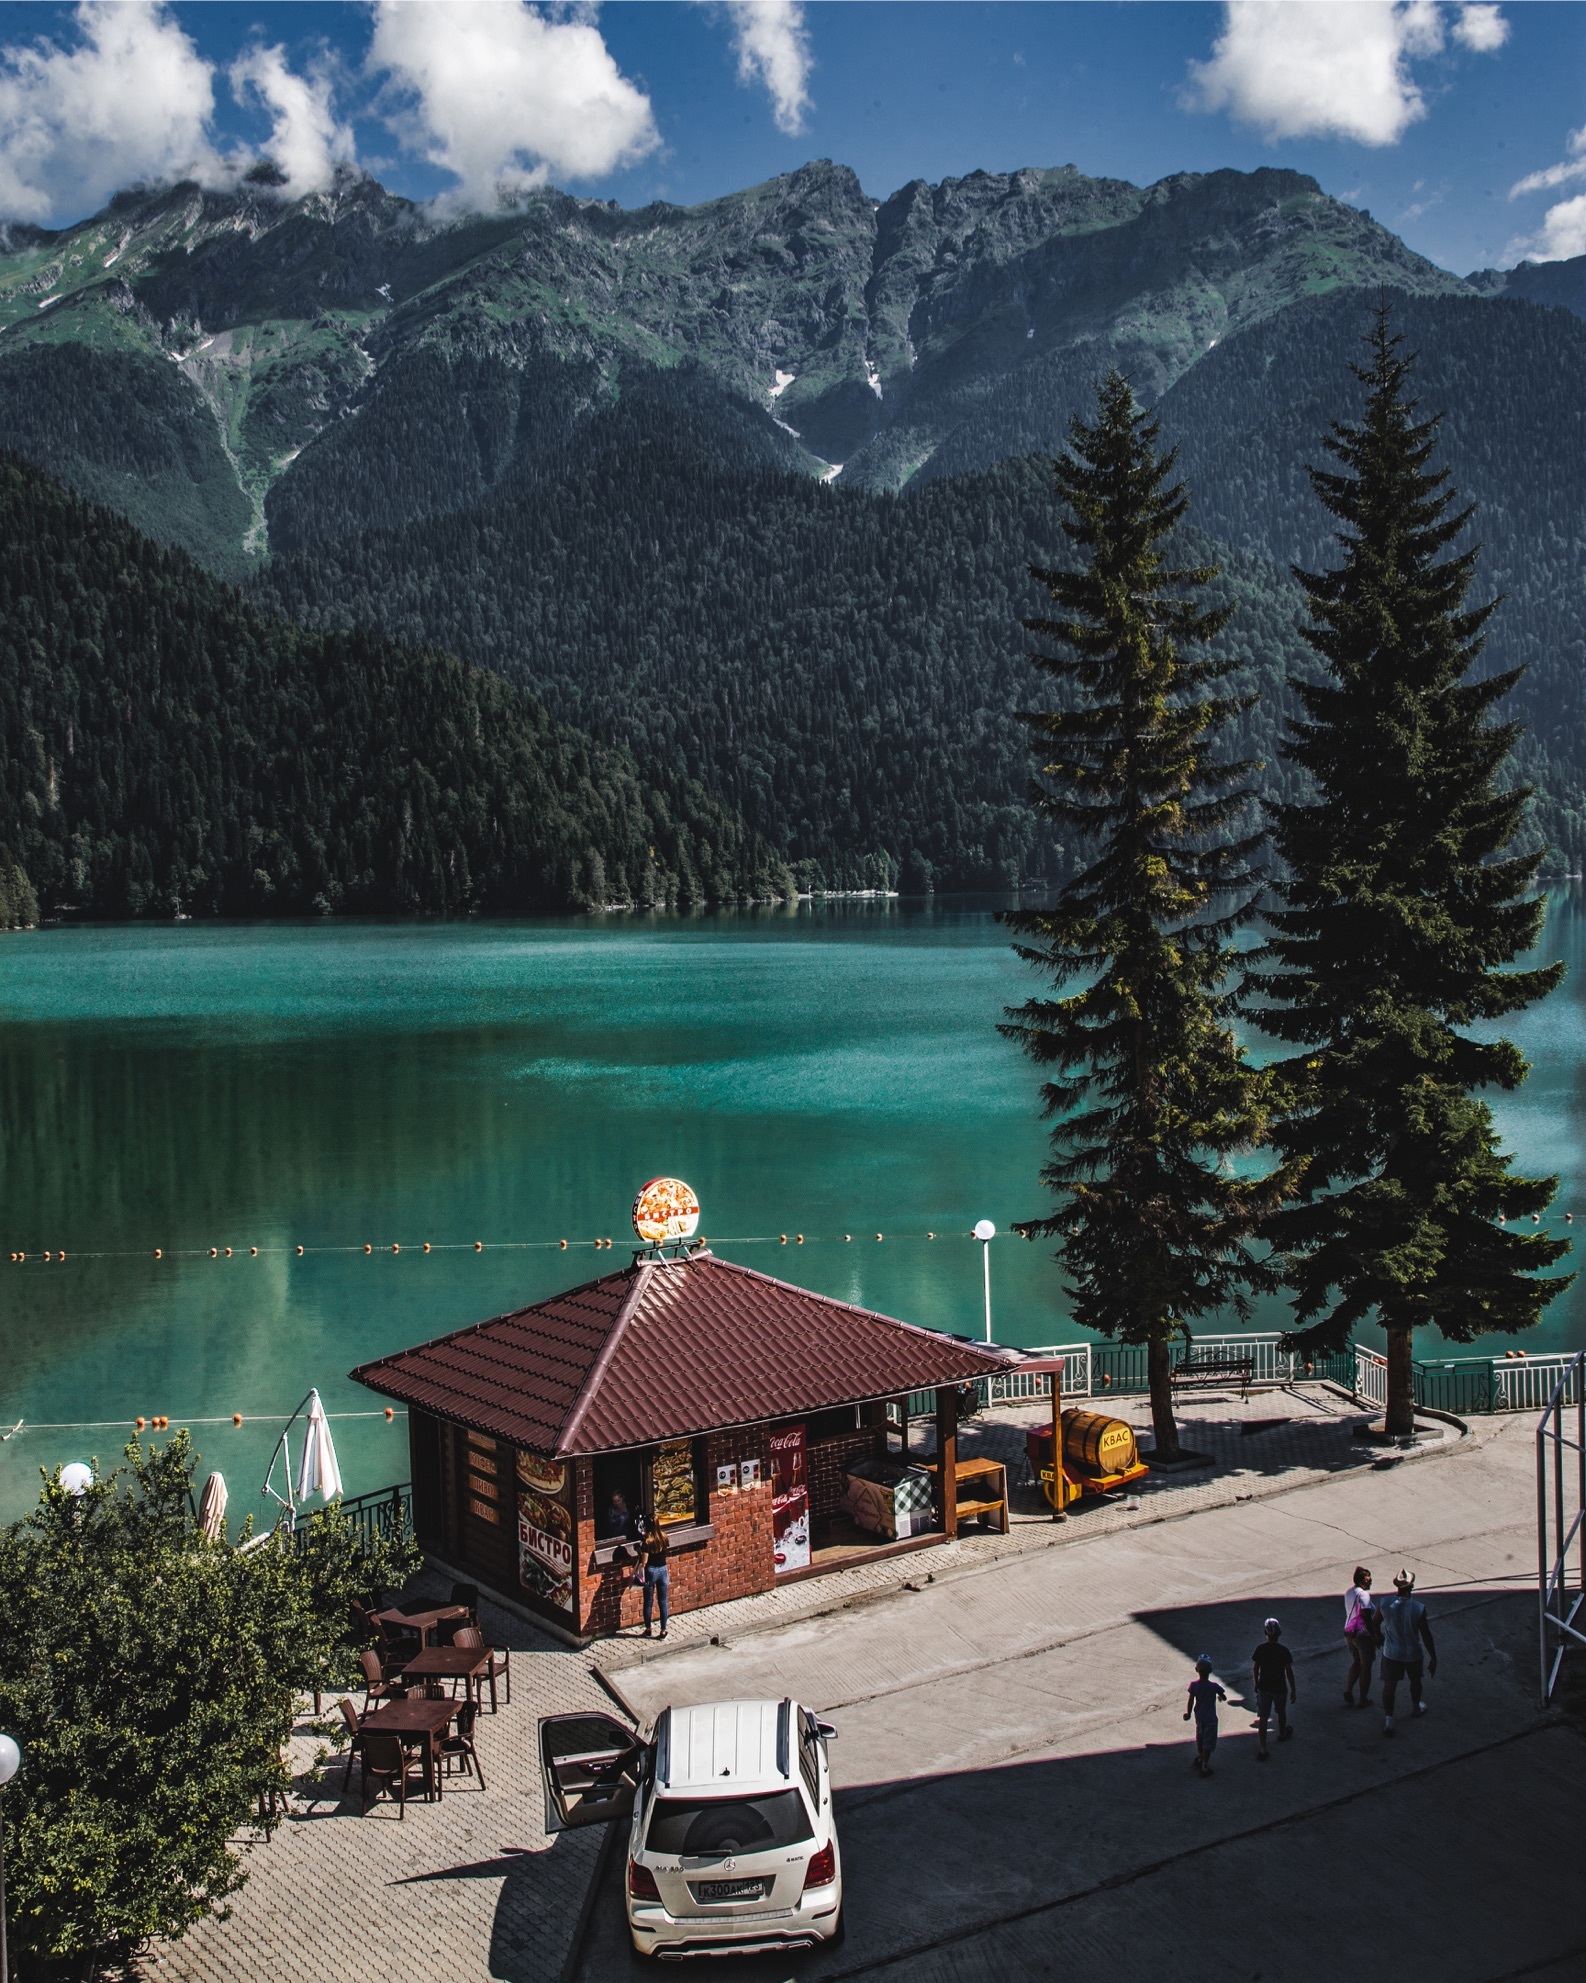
769;1421;810;1575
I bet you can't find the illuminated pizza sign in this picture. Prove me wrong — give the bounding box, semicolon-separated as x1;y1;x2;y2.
632;1176;701;1245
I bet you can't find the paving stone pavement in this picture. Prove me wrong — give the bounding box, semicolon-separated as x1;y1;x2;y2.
140;1577;614;1983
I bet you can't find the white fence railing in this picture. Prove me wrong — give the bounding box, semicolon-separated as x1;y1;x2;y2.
1355;1347;1388;1412
1497;1355;1582;1413
991;1345;1092;1403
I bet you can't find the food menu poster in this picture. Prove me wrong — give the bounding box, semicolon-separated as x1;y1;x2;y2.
516;1450;574;1612
652;1439;696;1527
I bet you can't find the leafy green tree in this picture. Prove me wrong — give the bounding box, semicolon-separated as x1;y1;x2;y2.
0;1435;418;1977
1003;373;1290;1460
1255;313;1571;1434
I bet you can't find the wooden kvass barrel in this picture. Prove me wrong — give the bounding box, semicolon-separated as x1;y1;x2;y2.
1060;1410;1137;1477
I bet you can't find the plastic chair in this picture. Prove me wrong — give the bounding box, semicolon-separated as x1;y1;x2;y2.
337;1696;364;1796
359;1730;427;1818
359;1648;406;1708
439;1701;486;1790
451;1624;510;1711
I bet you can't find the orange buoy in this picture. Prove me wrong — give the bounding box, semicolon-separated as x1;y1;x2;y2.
475;1240;483;1252
844;1234;852;1243
927;1231;935;1239
384;1407;394;1420
296;1244;304;1256
560;1238;567;1249
154;1248;162;1260
875;1232;883;1241
43;1251;51;1262
423;1242;431;1254
780;1234;788;1244
250;1246;258;1256
225;1247;232;1257
233;1414;242;1426
392;1243;400;1254
797;1233;804;1243
210;1248;218;1258
364;1243;372;1255
136;1416;146;1430
58;1250;66;1263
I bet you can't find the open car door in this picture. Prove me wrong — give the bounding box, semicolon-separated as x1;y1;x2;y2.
539;1711;647;1834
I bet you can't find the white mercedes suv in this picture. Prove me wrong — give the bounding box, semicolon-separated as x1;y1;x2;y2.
540;1697;844;1959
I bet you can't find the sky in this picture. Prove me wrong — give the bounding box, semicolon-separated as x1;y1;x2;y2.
0;2;1581;275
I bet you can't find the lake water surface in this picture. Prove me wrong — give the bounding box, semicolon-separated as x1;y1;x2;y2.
2;894;1582;1520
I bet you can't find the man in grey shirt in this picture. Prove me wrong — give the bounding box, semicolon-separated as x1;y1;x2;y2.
1381;1569;1437;1735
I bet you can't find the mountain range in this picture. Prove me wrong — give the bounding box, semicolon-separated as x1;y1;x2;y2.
1;158;1582;901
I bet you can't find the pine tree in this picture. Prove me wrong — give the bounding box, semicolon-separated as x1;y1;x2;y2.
1255;313;1571;1435
1003;373;1289;1461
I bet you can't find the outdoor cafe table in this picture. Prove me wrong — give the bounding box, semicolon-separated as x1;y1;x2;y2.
359;1695;458;1801
371;1603;469;1646
394;1645;493;1708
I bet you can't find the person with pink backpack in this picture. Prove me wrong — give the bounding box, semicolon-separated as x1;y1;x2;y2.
1343;1566;1381;1706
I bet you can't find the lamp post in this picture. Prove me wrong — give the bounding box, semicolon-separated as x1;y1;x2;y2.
0;1730;20;1983
59;1463;92;1498
973;1220;996;1343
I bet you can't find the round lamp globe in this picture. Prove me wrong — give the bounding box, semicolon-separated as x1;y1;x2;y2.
973;1220;996;1242
59;1462;93;1497
0;1731;21;1785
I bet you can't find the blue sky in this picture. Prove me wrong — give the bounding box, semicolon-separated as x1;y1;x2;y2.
0;3;1582;274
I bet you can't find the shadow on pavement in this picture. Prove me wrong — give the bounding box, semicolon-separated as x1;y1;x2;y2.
562;1588;1579;1983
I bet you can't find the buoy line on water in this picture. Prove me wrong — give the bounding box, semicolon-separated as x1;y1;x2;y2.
6;1408;404;1435
3;1226;1023;1265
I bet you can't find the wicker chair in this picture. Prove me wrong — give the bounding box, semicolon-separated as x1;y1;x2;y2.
439;1701;486;1790
359;1729;427;1818
451;1624;510;1711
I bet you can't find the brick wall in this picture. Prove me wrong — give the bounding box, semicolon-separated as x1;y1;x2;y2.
575;1426;777;1636
808;1426;881;1522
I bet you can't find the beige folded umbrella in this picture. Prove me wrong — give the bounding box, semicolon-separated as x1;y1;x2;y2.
198;1470;228;1541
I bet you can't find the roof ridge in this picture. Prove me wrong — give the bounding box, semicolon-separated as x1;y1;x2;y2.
555;1259;654;1458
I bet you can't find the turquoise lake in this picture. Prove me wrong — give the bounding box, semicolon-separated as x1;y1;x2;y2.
1;894;1582;1521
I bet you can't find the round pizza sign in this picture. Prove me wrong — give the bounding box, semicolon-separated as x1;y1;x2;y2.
632;1176;701;1245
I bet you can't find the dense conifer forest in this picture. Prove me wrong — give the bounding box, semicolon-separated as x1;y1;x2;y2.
0;454;786;923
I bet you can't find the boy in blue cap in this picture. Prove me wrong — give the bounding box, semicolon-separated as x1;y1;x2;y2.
1183;1656;1226;1776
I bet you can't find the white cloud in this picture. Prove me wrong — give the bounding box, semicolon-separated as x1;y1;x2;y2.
0;0;223;223
725;1;813;136
1184;2;1506;148
1509;125;1586;199
1506;127;1586;264
368;1;658;210
1451;3;1508;52
230;45;354;196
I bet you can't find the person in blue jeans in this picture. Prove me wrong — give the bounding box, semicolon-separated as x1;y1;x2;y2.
636;1517;670;1639
1183;1656;1227;1776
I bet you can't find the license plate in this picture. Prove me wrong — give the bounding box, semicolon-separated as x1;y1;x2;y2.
693;1878;769;1903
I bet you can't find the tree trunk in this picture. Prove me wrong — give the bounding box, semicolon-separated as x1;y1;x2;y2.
1384;1324;1416;1438
1148;1335;1181;1461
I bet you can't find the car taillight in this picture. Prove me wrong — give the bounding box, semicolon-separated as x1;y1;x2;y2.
628;1860;662;1903
803;1842;837;1891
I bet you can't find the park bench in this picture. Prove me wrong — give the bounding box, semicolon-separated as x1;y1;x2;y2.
1170;1352;1256;1399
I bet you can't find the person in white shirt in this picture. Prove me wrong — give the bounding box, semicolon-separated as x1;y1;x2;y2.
1343;1565;1380;1707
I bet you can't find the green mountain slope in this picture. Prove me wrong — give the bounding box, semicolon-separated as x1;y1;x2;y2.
250;287;1585;885
0;160;1469;569
0;453;783;919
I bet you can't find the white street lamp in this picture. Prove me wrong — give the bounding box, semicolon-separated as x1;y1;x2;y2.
58;1463;92;1498
0;1730;20;1983
973;1220;996;1343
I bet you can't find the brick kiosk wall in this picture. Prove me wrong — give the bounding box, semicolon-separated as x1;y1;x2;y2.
807;1426;880;1522
575;1426;777;1637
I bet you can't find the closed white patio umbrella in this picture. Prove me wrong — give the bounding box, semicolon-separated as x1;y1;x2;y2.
197;1470;228;1540
295;1388;343;1504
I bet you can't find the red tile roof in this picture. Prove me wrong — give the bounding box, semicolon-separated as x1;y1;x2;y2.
350;1252;1010;1456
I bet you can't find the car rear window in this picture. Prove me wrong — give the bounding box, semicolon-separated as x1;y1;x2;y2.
646;1789;813;1857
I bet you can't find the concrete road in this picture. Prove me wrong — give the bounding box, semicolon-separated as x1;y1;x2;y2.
572;1414;1585;1982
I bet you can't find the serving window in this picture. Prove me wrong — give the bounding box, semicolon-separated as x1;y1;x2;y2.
593;1451;645;1542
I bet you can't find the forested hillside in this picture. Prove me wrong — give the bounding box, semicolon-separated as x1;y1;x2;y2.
0;455;784;922
253;293;1582;886
253;368;1319;890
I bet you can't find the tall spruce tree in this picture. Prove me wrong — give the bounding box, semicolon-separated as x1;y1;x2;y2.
1256;313;1571;1435
1003;373;1290;1461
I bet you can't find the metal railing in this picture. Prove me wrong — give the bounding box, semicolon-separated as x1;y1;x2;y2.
1538;1352;1585;1704
288;1480;413;1552
1497;1355;1581;1414
1354;1347;1387;1412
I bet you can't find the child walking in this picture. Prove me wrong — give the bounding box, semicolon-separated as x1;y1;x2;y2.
1184;1656;1227;1776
